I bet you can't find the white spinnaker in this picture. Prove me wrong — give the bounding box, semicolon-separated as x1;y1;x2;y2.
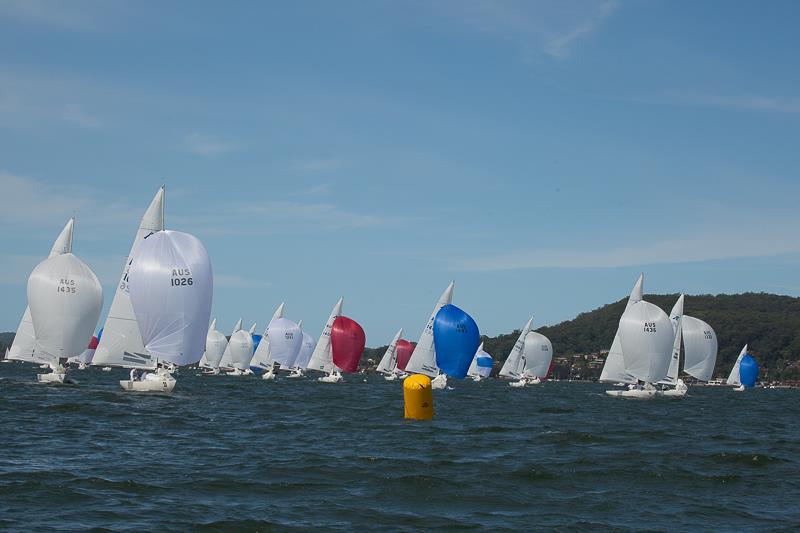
405;282;454;377
682;316;718;382
266;318;302;368
27;253;103;366
203;319;228;369
227;329;255;370
726;344;748;386
599;274;643;384
295;331;317;369
93;187;165;368
8;218;74;363
377;328;403;374
307;297;343;374
499;316;533;379
250;303;285;370
128;230;213;366
619;300;674;383
522;331;553;379
660;294;684;385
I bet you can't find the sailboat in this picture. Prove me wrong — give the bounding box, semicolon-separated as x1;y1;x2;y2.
68;333;99;369
432;303;480;384
306;297;344;382
217;318;243;371
726;344;758;392
200;319;228;375
499;316;534;385
681;314;718;383
92;186;165;371
376;328;403;381
599;274;642;387
261;317;302;377
7;218;74;365
467;342;493;382
658;295;687;396
405;282;453;389
290;321;315;378
226;322;256;376
27;236;103;384
249;302;285;379
119;230;213;392
512;331;553;387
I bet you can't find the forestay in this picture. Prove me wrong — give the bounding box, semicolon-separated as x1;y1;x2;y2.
128;230;213;366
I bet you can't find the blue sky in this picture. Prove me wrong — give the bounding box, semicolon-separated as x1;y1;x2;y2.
1;0;799;346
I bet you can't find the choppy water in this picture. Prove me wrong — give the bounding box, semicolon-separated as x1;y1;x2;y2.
1;363;799;532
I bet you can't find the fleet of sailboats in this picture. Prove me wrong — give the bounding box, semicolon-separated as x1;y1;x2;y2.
2;188;759;397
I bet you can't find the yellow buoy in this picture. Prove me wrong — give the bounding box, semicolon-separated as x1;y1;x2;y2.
403;374;433;420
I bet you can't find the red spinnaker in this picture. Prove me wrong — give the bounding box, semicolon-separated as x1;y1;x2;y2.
395;339;414;371
331;316;366;373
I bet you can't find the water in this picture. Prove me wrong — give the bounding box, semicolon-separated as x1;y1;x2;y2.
1;364;799;532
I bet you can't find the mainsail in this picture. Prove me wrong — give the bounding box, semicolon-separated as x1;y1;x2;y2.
93;187;165;368
726;344;748;386
376;328;403;375
218;318;243;369
599;274;643;384
659;294;684;386
306;297;343;374
405;282;454;377
8;217;74;363
250;303;285;371
201;319;228;370
499;316;533;379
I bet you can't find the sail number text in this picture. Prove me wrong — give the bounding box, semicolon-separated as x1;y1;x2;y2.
170;268;193;287
643;322;657;333
57;278;77;294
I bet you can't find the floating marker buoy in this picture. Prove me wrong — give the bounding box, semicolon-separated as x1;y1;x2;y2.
403;374;433;420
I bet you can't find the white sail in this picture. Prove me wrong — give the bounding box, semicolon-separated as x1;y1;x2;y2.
8;218;74;363
217;319;242;369
405;282;454;377
306;297;343;374
726;344;748;386
128;230;213;366
27;253;103;366
250;303;286;371
227;329;255;370
499;316;534;379
376;328;403;374
522;331;553;379
682;316;718;382
93;187;165;369
599;274;643;384
619;300;674;384
295;331;317;370
468;342;493;378
266;318;302;368
660;294;684;385
202;319;228;369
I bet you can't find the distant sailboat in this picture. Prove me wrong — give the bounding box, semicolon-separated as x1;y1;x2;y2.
405;282;453;389
512;331;553;387
218;318;243;371
200;319;228;375
263;317;303;376
726;344;749;391
290;320;315;378
226;322;256;376
306;297;344;382
250;303;285;379
467;343;493;382
120;230;213;392
92;187;165;370
499;316;533;384
330;316;366;378
376;328;403;381
8;217;74;365
681;315;718;382
27;243;103;383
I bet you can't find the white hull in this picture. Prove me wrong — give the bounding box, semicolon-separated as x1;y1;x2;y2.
37;370;66;384
201;368;220;376
470;374;482;382
383;373;398;381
431;374;447;389
319;371;342;383
262;369;277;380
226;368;252;376
287;369;304;379
120;371;176;392
734;385;746;392
101;366;112;372
605;387;657;399
659;387;688;397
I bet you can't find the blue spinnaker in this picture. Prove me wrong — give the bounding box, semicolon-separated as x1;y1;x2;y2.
252;334;262;353
739;354;759;388
433;304;480;379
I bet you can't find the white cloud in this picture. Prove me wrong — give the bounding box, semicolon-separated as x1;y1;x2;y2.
184;133;244;156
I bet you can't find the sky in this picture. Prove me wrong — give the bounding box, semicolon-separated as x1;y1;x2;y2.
1;0;799;346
